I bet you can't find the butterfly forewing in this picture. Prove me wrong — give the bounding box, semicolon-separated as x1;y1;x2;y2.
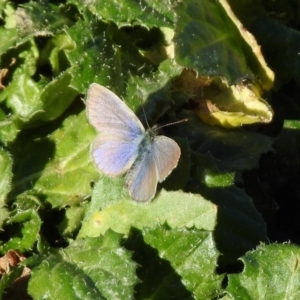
86;83;145;139
87;83;145;176
92;134;142;176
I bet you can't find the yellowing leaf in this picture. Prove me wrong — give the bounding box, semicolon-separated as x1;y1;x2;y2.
172;69;273;128
196;79;273;127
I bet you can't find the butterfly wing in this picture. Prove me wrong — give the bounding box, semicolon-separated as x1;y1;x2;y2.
125;145;158;202
86;83;144;138
91;134;142;176
86;83;145;176
152;136;181;182
125;134;181;202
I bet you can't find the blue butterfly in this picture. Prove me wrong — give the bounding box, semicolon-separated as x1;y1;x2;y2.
86;83;181;202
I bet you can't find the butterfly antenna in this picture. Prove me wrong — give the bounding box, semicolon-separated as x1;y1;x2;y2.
141;101;151;130
134;85;151;130
138;89;187;130
155;118;188;131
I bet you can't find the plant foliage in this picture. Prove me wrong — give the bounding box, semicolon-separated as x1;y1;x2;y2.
1;0;300;299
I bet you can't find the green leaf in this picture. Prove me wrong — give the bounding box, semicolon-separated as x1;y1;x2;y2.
3;41;78;128
252;17;300;85
187;172;268;264
9;110;98;208
174;0;274;86
0;28;18;56
39;34;75;76
226;244;300;300
66;16;120;93
0;114;19;145
28;71;78;125
80;188;217;238
196;128;274;172
0;209;41;254
0;147;12;206
1;39;39;118
0;148;12;228
66;14;155;93
0;265;25;299
57;203;88;238
193;153;235;188
143;225;223;299
174;112;274;173
29;256;105;300
125;59;184;118
0;207;9;231
0;3;18;57
15;0;76;42
5;72;41;123
185;152;268;264
125;227;194;299
218;0;274;90
70;0;175;28
28;231;138;300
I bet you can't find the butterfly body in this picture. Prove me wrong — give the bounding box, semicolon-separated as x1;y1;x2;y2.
86;83;180;202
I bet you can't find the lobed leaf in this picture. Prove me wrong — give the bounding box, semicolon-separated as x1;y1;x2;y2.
226;244;300;300
80;188;217;238
28;230;138;300
0;209;41;254
70;0;175;28
143;225;223;299
9;110;98;208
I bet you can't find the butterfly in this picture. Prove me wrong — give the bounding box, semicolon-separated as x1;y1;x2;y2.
86;83;181;202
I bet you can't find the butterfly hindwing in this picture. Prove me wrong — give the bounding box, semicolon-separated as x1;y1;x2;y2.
152;136;181;181
125;143;158;202
125;134;181;201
